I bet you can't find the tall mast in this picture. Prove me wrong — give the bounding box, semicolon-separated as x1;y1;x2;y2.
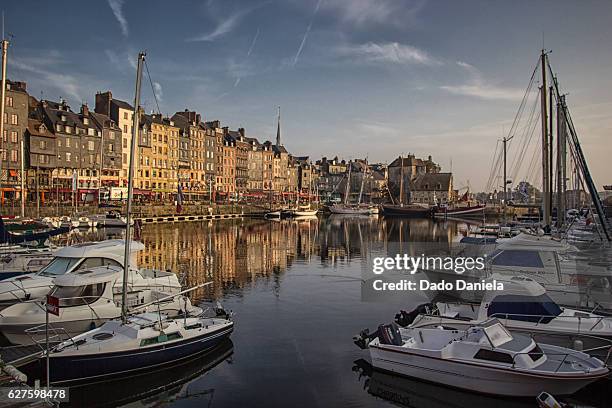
20;139;25;218
549;85;554;221
358;159;366;205
344;160;351;205
540;50;551;226
0;38;8;209
399;156;404;206
556;89;566;227
121;51;145;324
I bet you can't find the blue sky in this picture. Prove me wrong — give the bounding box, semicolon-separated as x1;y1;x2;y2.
3;0;611;191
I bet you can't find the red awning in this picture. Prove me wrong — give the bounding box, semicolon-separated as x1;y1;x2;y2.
9;170;17;177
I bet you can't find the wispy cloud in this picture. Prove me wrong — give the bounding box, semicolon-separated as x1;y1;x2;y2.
9;57;83;102
440;61;525;101
247;28;260;57
153;82;163;102
187;2;269;43
337;42;439;66
293;0;322;67
107;0;129;37
321;0;425;26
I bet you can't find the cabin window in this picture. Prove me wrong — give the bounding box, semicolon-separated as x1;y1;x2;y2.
140;332;182;346
487;294;562;323
76;257;122;271
473;349;513;364
38;257;81;276
527;344;544;362
50;283;106;307
490;250;544;268
185;322;202;330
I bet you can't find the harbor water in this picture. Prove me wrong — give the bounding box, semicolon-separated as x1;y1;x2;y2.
48;216;611;407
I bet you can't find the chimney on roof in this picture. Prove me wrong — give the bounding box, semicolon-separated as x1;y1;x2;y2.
238;127;245;138
222;126;228;136
196;113;201;124
95;91;112;116
81;103;89;117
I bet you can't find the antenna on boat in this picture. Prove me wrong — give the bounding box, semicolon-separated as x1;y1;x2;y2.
122;51;146;324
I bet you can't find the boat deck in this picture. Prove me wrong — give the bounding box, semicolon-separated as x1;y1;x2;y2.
0;344;52;368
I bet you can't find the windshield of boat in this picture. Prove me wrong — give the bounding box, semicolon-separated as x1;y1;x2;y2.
490;250;544;268
487;294;562;323
38;257;121;277
38;257;81;277
50;283;106;307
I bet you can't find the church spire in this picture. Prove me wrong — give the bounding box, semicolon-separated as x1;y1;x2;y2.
276;106;281;147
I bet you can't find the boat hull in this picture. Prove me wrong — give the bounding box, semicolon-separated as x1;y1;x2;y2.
329;206;371;215
369;345;603;396
433;205;486;217
46;324;234;385
381;205;432;218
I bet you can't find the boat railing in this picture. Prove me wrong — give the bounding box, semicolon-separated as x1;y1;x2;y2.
510;350;597;373
24;324;76;352
488;312;606;332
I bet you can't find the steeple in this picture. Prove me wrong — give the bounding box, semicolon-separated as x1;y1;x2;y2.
276;106;281;147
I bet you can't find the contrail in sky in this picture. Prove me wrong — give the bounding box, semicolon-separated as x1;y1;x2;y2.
293;0;322;66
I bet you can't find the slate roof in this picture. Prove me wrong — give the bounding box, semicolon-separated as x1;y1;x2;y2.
412;173;452;191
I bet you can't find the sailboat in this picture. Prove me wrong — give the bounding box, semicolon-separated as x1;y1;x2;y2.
293;168;318;217
330;161;372;215
381;156;432;217
40;53;234;385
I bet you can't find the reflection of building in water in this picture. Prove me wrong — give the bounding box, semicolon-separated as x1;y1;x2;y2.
133;216;460;300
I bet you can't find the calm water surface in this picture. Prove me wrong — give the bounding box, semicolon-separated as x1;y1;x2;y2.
57;216;609;408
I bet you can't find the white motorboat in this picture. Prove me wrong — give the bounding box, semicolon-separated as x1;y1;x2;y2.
426;231;612;310
398;275;612;358
0;239;180;310
354;319;608;396
0;266;197;345
0;245;56;280
0;266;195;344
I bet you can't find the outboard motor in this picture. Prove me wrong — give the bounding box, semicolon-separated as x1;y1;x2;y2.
536;392;565;408
353;328;375;350
395;303;435;327
213;301;232;319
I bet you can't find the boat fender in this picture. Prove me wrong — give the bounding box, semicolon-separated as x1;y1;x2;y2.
573;339;583;352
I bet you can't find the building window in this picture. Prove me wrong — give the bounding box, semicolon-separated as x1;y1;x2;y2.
10;131;17;143
10;150;18;162
66;152;71;162
124;125;128;133
124;112;128;120
88;128;94;136
88;141;95;151
66;138;71;148
5;96;12;107
39;140;47;150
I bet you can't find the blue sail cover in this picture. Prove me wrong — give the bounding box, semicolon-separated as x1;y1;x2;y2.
487;294;562;323
490;250;544;268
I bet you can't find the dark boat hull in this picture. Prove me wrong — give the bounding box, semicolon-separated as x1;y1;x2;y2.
46;324;233;385
381;205;432;218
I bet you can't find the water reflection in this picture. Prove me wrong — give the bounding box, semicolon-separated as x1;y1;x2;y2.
64;340;233;408
47;216;611;407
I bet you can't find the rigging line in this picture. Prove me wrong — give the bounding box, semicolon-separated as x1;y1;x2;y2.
509;90;539;180
485;140;501;191
144;59;162;115
510;95;540;181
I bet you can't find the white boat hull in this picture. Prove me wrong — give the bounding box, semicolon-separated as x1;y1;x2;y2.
329;206;371;215
370;345;601;396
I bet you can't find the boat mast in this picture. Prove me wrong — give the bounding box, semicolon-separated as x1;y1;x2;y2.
540;50;551;226
0;38;7;209
399;156;404;206
344;160;351;205
357;159;366;205
555;83;566;227
122;51;145;324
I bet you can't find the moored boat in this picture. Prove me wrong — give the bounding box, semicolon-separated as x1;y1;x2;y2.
354;319;608;396
381;204;433;218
